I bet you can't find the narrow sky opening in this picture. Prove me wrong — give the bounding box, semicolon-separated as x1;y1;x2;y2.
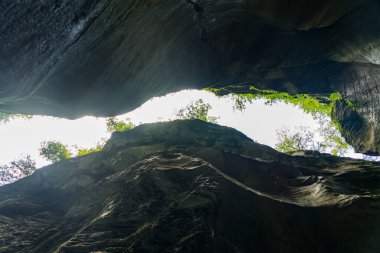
0;89;377;168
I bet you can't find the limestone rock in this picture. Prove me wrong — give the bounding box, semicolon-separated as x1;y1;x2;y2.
0;1;380;153
0;120;379;252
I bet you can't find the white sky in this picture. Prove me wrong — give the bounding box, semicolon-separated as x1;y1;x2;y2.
0;89;373;168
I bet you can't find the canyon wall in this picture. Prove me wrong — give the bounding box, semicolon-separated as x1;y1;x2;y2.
1;0;379;152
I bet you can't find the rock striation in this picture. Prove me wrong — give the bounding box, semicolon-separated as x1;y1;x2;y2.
0;120;379;252
0;1;380;154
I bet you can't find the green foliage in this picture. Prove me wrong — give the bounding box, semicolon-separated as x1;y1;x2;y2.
77;147;96;156
316;116;349;156
106;117;135;133
329;92;342;102
76;146;103;156
206;85;351;156
234;90;334;117
275;115;349;156
39;141;72;162
0;112;32;123
0;155;36;185
275;126;316;152
0;112;11;122
40;138;105;160
205;86;346;118
175;99;219;123
232;95;251;111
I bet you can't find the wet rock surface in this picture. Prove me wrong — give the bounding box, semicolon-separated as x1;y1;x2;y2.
0;1;380;154
0;120;379;253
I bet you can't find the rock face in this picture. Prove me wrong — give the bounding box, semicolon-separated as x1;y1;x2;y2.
0;1;380;154
0;120;379;253
333;100;380;156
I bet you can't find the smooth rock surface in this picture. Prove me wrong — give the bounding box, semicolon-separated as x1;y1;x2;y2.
0;120;379;252
0;1;380;154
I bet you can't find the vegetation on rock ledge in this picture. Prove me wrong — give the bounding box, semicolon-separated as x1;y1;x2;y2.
205;86;351;156
0;112;32;123
106;117;135;133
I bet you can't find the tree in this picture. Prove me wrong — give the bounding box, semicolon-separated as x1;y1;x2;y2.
315;115;349;156
0;155;36;185
175;99;219;123
275;115;349;156
106;117;135;133
39;141;72;162
275;126;318;152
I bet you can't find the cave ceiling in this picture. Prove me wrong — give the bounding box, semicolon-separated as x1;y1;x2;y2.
0;0;379;154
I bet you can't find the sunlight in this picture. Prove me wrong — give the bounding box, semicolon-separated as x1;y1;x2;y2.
0;89;377;171
0;116;109;167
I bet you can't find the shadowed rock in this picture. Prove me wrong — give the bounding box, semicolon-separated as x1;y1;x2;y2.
0;120;379;252
0;1;380;154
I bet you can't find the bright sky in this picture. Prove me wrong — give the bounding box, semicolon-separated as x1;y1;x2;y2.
0;89;373;168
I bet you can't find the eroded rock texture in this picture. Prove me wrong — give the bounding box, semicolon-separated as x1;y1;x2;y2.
0;120;379;253
0;1;380;154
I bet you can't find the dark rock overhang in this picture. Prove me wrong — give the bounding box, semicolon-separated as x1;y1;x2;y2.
0;0;379;154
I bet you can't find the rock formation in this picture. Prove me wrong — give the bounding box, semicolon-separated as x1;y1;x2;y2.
0;120;379;252
0;1;380;154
